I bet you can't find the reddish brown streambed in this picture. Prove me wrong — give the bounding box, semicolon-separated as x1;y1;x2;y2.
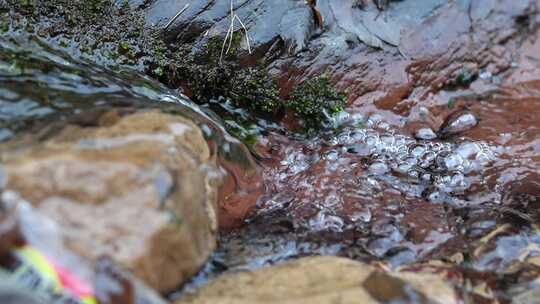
192;2;540;302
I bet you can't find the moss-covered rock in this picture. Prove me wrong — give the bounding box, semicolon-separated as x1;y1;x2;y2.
286;75;347;128
5;0;346;130
155;39;281;115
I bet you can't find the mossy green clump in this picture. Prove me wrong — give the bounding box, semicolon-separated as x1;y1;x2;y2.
151;35;281;115
118;41;130;52
87;0;110;15
286;75;346;128
1;17;9;33
20;0;33;9
455;68;474;85
151;38;345;128
448;67;476;88
230;68;280;113
225;120;260;147
201;33;243;61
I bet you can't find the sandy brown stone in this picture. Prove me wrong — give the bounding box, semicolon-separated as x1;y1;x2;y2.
175;256;458;304
2;110;221;293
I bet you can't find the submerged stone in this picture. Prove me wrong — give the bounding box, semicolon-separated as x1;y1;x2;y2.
439;112;479;137
414;127;437;140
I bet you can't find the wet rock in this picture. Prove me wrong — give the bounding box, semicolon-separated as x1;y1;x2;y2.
368;161;389;175
175;256;458;304
0;195;170;304
141;0;537;124
414;127;437;140
427;78;540;207
147;0;446;60
1;110;221;293
146;0;318;56
94;256;169;304
505;28;540;85
0;31;263;231
273;0;537;114
439;111;479;137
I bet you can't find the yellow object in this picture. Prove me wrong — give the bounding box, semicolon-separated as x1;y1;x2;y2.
14;246;97;304
17;246;62;290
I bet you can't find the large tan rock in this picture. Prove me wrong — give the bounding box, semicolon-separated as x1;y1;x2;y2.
176;256;459;304
1;110;221;293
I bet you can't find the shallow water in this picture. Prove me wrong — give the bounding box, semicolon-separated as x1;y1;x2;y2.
173;77;540;300
187;29;540;304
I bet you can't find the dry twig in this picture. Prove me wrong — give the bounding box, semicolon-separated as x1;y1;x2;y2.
165;3;190;30
220;0;252;64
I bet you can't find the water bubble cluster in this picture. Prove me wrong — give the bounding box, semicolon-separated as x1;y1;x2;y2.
264;113;495;234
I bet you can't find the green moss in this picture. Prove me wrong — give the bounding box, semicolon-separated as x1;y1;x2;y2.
20;0;33;9
455;69;473;85
153;66;164;78
286;75;346;128
160;36;281;115
199;32;244;63
229;68;280;113
117;41;132;57
65;14;76;28
120;0;130;9
225;120;259;147
84;0;111;18
447;98;455;109
1;19;8;33
448;67;476;88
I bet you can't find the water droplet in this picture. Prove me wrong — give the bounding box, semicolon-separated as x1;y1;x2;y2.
410;144;427;158
450;172;467;189
428;191;445;203
366;114;384;127
369;162;389;175
440;112;478;136
309;211;344;232
351;209;372;223
444;153;464;171
479;70;492;80
407;169;421;180
456;142;481;159
324;150;339;161
365;134;380;148
415;127;437;140
347;143;371;156
421;173;432;181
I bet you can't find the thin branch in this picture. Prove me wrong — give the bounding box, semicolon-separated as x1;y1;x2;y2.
234;15;252;54
219;0;253;65
165;3;190;30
